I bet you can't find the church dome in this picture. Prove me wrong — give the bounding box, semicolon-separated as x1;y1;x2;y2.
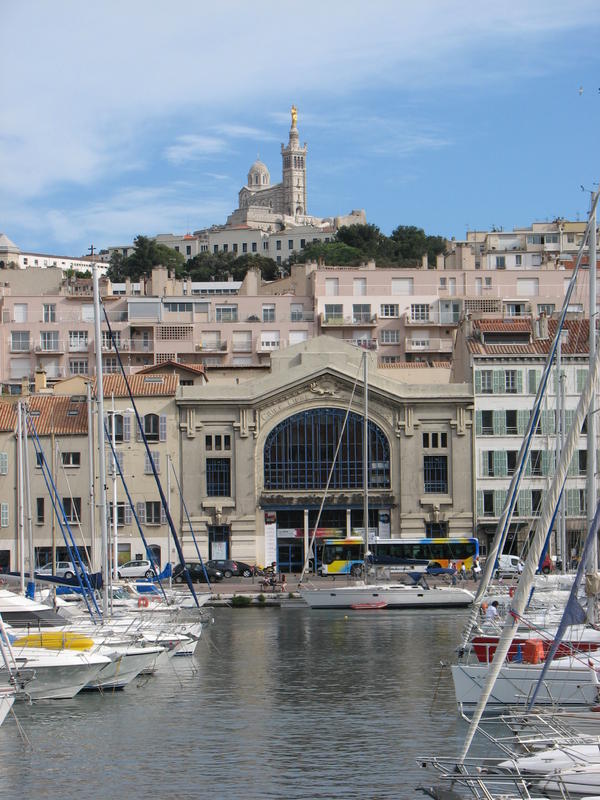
248;159;270;188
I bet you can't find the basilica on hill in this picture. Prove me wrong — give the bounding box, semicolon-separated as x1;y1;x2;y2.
224;106;365;234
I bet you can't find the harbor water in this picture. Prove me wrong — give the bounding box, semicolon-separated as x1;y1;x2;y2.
0;607;476;799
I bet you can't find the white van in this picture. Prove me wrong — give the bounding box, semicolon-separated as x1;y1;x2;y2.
497;554;524;576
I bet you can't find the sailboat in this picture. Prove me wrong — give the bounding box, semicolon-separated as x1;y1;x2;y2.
299;351;474;610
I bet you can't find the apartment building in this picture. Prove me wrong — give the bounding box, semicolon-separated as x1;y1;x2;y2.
453;316;590;561
0;374;182;574
0;232;107;273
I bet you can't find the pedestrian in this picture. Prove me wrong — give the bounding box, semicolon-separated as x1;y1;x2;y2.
460;561;467;582
449;560;457;586
472;557;481;582
485;600;499;621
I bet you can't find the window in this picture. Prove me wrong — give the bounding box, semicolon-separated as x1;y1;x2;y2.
290;303;304;322
215;305;238;322
0;452;7;475
300;239;306;248
288;240;294;250
232;243;238;254
107;413;124;442
144;451;161;474
353;278;367;296
63;497;82;523
495;256;506;269
186;245;192;256
352;304;371;323
381;330;400;344
206;434;231;452
482;491;494;517
213;245;218;254
13;303;28;323
578;450;587;476
0;503;8;527
145;501;162;525
36;498;44;524
144;414;160;442
276;240;281;251
108;501;127;526
391;278;413;295
207;458;231;496
480;370;493;394
424;455;448;493
40;331;59;351
538;304;555;316
104;357;118;374
422;432;447;448
507;451;518;475
515;254;522;266
223;244;228;253
43;304;56;323
11;331;30;352
69;359;88;375
260;331;280;350
506;410;517;435
69;330;88;351
380;304;399;318
410;304;429;321
530;450;543;476
324;304;343;323
61;452;81;467
532;490;543;516
505;370;518;393
517;278;539;296
262;304;276;323
252;242;257;253
325;278;339;296
102;330;121;349
242;243;247;254
481;410;493;435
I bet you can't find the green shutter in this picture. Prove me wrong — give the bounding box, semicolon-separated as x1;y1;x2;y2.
494;490;508;518
577;369;588;393
564;409;575;432
566;489;578;517
528;369;540;394
475;410;482;435
517;409;529;436
493;410;506;435
541;409;556;435
541;450;553;476
518;489;532;517
477;490;484;518
480;452;489;477
494;450;507;477
567;453;578;477
524;454;532;476
493;370;503;394
474;370;482;394
516;370;523;393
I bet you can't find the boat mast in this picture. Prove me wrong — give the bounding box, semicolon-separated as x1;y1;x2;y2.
86;382;96;570
23;408;35;598
363;351;369;580
587;197;598;574
16;403;25;595
93;264;109;616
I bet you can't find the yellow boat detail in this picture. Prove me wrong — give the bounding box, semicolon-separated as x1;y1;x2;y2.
13;632;95;651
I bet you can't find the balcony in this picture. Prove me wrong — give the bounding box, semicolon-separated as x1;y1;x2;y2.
404;337;453;354
35;341;64;354
290;312;314;322
320;313;377;327
347;339;378;351
258;340;283;352
68;342;89;353
197;341;228;354
129;339;153;352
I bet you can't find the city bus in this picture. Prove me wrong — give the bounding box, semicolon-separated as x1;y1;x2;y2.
320;536;479;576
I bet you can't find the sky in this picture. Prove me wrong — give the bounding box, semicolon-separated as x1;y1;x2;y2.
1;0;600;257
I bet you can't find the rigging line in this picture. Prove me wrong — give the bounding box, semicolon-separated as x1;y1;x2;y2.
25;413;101;622
53;437;93;572
168;455;212;588
100;303;200;608
103;421;169;603
298;356;363;584
460;192;600;650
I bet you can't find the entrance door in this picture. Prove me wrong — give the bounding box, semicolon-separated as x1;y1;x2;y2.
208;525;230;559
277;542;303;574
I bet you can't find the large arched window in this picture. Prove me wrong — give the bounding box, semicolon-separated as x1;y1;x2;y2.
264;408;390;490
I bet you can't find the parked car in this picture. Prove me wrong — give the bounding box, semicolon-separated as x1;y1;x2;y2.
36;561;76;579
118;559;157;579
173;562;224;583
495;554;524;577
205;559;254;578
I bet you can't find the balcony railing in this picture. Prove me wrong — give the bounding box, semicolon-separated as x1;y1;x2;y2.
35;341;65;354
346;339;378;351
197;341;228;353
320;313;377;327
404;337;453;353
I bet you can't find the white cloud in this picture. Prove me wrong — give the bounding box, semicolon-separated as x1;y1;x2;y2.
165;135;228;164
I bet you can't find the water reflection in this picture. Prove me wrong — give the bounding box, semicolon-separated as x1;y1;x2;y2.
0;608;473;799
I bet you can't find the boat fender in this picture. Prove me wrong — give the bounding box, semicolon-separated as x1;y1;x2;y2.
138;597;149;608
480;602;488;617
509;586;515;598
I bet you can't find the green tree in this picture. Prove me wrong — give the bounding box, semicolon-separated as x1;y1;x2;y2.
336;223;384;256
106;235;186;281
295;241;363;266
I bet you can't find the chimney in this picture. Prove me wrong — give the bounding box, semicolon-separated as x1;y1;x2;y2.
20;375;30;397
34;368;47;393
534;313;549;340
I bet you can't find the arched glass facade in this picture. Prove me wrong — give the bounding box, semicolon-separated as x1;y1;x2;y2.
263;408;390;491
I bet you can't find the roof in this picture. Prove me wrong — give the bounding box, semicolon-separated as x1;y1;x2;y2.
137;360;205;377
0;395;89;435
94;373;179;398
468;318;590;356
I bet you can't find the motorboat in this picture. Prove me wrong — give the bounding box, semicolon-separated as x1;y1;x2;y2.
1;647;111;700
299;582;474;609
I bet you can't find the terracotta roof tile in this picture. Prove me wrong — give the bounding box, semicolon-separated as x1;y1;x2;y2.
0;396;89;436
0;403;17;432
94;373;179;398
468;318;590;356
137;360;205;377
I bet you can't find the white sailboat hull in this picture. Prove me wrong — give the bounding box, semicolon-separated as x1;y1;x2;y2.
0;689;15;726
538;765;600;796
1;649;111;700
452;660;600;708
86;646;165;690
299;584;474;609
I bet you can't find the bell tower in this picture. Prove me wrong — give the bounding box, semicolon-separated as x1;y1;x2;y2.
281;105;307;217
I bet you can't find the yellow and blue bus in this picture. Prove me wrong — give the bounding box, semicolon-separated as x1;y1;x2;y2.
320;536;479;576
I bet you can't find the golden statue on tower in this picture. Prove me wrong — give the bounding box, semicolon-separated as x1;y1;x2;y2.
291;105;298;127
